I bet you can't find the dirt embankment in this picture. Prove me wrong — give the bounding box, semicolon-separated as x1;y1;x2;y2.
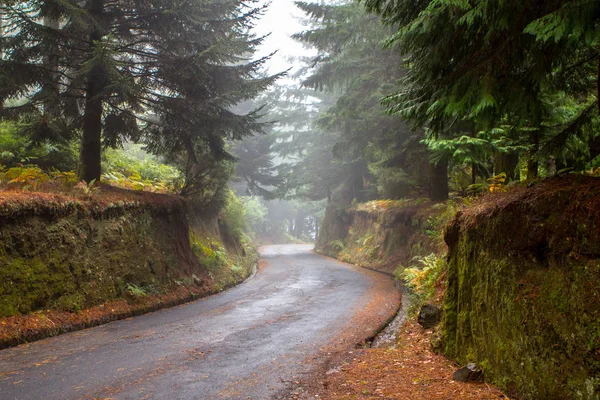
0;187;256;348
311;197;508;400
315;199;449;274
443;176;600;399
313;177;600;399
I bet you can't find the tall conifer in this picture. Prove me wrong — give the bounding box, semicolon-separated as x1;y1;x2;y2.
0;0;280;182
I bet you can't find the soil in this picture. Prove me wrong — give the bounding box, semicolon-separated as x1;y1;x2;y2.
0;285;210;349
305;320;507;400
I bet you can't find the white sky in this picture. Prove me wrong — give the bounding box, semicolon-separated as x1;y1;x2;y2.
254;0;315;76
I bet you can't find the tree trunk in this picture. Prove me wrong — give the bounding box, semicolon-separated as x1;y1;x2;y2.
350;160;366;203
294;212;305;238
494;152;519;181
589;135;600;163
430;157;449;201
527;131;539;180
43;17;59;117
80;0;105;182
0;8;4;58
470;128;477;184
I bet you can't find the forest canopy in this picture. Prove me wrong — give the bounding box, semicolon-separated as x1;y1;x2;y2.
280;0;600;206
1;0;600;238
0;0;281;210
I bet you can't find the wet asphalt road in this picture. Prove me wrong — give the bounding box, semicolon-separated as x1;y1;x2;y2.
0;245;386;400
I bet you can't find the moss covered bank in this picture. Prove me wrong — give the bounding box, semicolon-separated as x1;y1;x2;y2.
0;188;256;347
443;176;600;399
315;199;448;274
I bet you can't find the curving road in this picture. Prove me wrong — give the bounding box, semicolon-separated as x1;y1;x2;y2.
0;245;398;400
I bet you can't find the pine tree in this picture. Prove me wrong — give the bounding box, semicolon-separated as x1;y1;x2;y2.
233;125;284;199
294;1;432;201
361;0;600;177
1;0;280;183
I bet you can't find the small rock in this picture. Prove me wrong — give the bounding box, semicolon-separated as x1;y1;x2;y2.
452;363;484;382
418;304;442;329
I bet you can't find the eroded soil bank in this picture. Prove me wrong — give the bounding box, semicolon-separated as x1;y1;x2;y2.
315;198;448;274
443;176;600;399
313;176;600;399
0;187;256;348
310;197;506;399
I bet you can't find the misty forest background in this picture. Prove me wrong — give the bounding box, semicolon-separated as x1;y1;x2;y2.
1;0;600;242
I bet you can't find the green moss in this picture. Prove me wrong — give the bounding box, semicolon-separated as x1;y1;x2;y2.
189;227;257;292
0;206;211;317
54;293;86;313
443;207;600;400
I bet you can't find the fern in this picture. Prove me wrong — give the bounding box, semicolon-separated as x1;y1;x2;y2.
74;179;100;199
0;166;50;191
401;253;445;301
329;240;345;251
125;283;147;297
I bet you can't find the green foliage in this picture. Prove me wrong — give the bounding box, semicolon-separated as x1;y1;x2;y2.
264;84;345;204
104;146;181;183
240;196;267;236
50;171;79;188
400;253;445;303
0;166;50;191
190;235;221;271
189;228;256;293
74;179;100;200
0;122;78;172
292;1;425;203
367;149;422;199
102;146;183;193
1;0;279;191
361;0;600;180
329;239;345;252
425;200;467;240
125;283;148;298
233;117;285;199
220;191;248;238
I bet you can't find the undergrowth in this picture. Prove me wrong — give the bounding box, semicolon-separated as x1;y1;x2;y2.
0;143;182;196
392;199;464;311
189;230;256;292
400;253;445;308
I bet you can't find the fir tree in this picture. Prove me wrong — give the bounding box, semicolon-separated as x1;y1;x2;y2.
0;0;280;183
361;0;600;178
294;1;432;201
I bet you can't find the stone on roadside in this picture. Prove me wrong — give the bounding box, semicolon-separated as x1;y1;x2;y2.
417;304;442;329
452;363;484;382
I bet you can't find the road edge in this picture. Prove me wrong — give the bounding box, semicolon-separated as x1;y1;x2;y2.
0;261;260;350
280;252;404;399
